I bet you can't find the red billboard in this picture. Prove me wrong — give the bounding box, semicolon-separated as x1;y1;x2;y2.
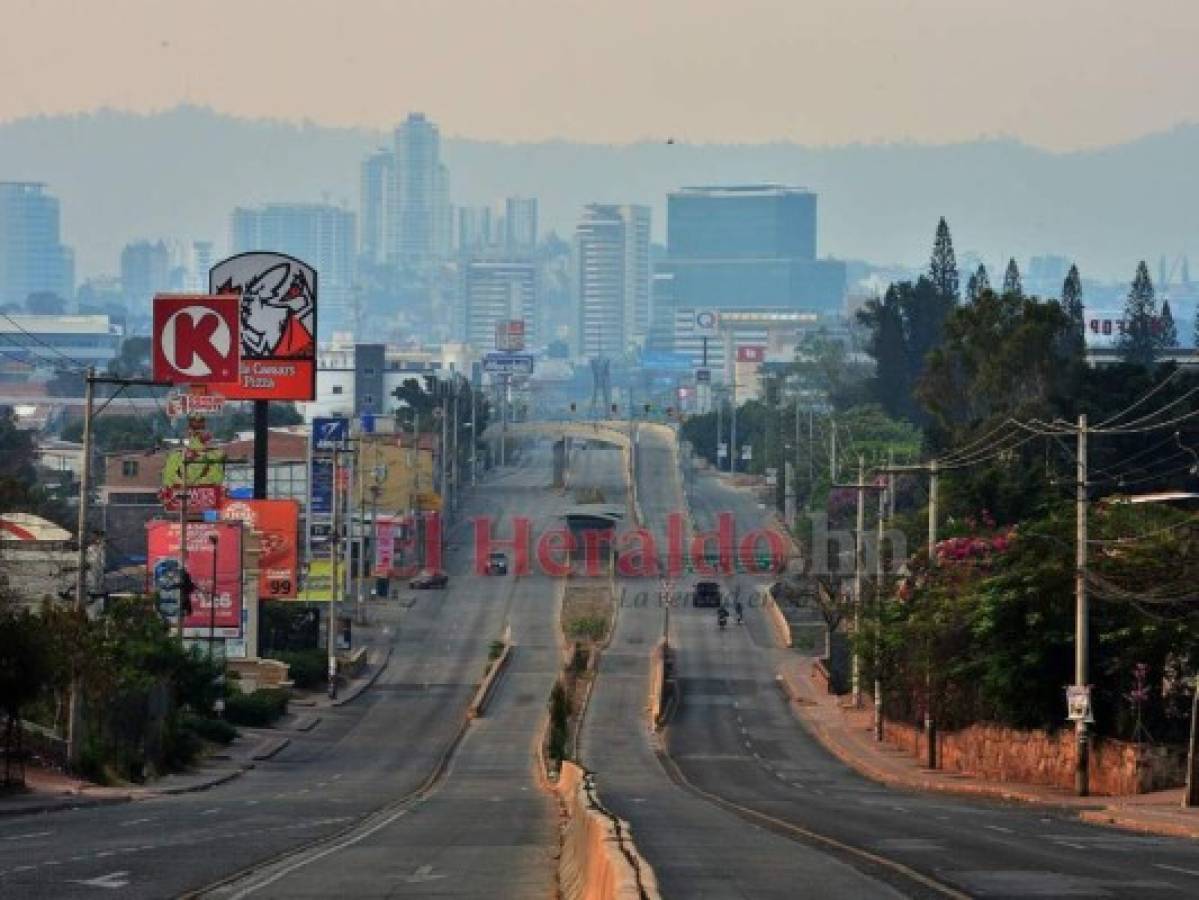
146;521;243;638
209;253;317;401
219;499;300;599
736;345;766;363
152;295;240;385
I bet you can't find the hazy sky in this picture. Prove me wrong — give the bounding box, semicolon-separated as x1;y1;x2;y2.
3;0;1198;149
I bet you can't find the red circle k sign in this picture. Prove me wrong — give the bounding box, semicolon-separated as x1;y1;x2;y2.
153;295;240;384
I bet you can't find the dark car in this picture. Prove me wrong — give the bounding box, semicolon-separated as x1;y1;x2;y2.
409;569;449;589
485;551;508;575
693;580;722;608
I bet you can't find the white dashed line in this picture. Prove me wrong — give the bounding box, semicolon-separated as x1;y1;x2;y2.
1156;863;1199;878
3;831;52;841
984;825;1013;834
199;808;221;816
1056;841;1086;850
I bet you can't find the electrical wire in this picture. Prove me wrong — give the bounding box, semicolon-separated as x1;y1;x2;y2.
0;312;89;371
1096;366;1185;428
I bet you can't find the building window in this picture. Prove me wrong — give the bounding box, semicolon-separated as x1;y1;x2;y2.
121;460;139;478
332;385;343;395
363;367;375;375
363;395;374;407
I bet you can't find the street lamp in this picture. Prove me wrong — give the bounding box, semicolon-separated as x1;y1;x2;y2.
207;534;219;662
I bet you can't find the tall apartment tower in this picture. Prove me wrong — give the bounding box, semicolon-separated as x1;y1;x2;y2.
0;182;74;308
231;203;357;335
359;149;393;265
120;240;171;305
504;196;538;253
574;204;651;358
389;113;451;267
461;261;538;350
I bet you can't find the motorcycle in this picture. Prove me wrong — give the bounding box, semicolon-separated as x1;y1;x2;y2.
717;609;729;630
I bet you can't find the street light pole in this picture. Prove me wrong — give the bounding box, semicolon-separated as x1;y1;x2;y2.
208;534;219;661
1075;414;1090;796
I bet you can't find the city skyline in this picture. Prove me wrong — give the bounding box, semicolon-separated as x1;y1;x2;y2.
3;0;1199;152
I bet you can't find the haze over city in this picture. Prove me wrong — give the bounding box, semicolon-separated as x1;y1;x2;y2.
7;4;1199;900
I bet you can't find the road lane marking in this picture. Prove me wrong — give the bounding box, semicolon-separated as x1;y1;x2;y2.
120;817;154;827
226;808;409;898
70;870;129;889
1055;841;1086;850
1156;864;1199;878
983;825;1013;834
200;808;221;816
4;831;52;841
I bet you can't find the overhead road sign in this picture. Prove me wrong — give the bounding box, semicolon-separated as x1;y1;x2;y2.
312;417;349;453
483;353;534;376
210;253;318;401
152;295;240;385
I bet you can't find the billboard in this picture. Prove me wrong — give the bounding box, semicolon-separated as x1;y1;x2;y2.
310;457;334;516
312;417;349;453
495;319;526;351
736;345;766;363
301;559;335;602
209;253;317;401
219;499;300;599
374;517;397;575
146;521;243;638
152;295;240;385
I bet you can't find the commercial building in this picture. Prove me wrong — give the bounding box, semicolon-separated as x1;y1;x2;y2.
359;149;393;265
0;314;123;368
120;240;171;306
574;204;651;358
389;113;452;267
230;203;357;335
654;184;846;371
504;196;538;253
0;182;74;308
461;260;538;350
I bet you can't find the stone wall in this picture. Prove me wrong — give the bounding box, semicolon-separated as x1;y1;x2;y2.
882;719;1187;796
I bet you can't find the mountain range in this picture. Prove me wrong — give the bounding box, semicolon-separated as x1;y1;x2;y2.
1;106;1196;285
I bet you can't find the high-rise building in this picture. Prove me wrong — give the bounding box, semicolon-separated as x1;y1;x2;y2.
504;197;538;253
457;206;494;256
359;149;393;265
461;260;538;350
389;113;452;267
192;241;214;291
230;203;357;336
120;240;171;306
574;204;651;358
0;182;74;309
656;184;846;368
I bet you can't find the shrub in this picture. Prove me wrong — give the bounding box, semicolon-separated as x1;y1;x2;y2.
567;616;607;641
224;688;288;727
181;713;237;746
268;649;327;690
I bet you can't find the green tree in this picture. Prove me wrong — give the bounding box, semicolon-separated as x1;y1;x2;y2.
1059;264;1086;357
1118;260;1159;368
24;292;66;315
1001;258;1023;296
928;217;959;301
857;277;954;423
966;264;990;302
1159;299;1179;349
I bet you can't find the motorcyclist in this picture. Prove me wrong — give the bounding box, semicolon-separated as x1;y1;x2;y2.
717;605;729;629
734;599;744;624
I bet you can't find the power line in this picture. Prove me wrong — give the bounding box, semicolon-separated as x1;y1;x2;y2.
1096;365;1186;428
0;312;89;371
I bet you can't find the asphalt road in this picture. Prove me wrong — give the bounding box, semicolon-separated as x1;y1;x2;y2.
201;443;583;898
660;453;1199;898
580;428;899;897
0;448;556;899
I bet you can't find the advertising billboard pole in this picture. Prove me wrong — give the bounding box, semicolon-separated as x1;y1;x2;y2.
178;444;189;642
328;446;341;699
208;533;219;659
253;402;269;499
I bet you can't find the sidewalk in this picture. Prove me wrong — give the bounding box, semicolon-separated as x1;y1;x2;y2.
292;597;397;710
777;654;1199;840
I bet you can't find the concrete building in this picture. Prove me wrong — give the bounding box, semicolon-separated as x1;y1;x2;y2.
230;203;356;336
0;182;74;309
120;240;171;307
655;184;846;372
191;241;214;292
0;314;123;368
359;149;393;265
504;197;538;253
462;260;538;351
389;113;452;267
457;206;494;256
574;204;651;359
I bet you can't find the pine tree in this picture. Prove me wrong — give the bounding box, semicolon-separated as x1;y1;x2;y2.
1119;260;1159;368
966;264;990;302
1059;264;1086;358
1159;299;1179;349
1002;258;1023;296
928;217;959;302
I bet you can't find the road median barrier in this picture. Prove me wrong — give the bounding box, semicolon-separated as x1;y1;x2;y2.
554;761;661;900
647;638;677;730
764;586;792;648
469;635;513;719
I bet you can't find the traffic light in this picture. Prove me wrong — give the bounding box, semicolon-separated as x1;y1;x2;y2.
180;570;196;617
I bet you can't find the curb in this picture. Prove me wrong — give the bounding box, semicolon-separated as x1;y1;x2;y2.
332;642;393;707
0;792;135;818
1079;808;1199;840
250;738;291;762
469;641;513;718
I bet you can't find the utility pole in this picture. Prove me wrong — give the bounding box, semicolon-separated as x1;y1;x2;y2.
356;439;368;626
830;418;838;483
440;381;449;511
730;367;738;474
451;373;460;513
328;446;341;698
875;484;886;741
1075;413;1090;797
67;367;96;770
716;394;724;471
469;381;477;486
808;409;814;508
926;458;938;769
853;455;865;707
